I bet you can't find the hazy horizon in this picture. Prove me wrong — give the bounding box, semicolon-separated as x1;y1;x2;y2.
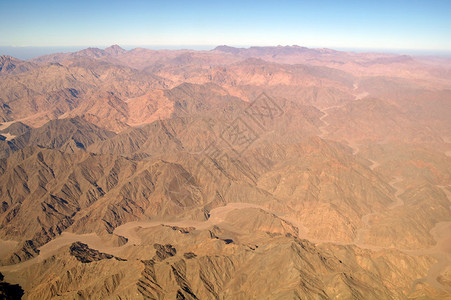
2;44;451;61
1;0;450;56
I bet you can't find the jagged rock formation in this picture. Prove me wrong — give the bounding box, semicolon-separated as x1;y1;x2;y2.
69;242;126;263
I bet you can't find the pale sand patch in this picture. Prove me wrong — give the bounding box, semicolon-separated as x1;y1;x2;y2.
0;239;18;258
0;133;16;141
0;121;15;131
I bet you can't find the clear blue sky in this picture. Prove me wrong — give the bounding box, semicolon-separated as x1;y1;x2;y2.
0;0;450;51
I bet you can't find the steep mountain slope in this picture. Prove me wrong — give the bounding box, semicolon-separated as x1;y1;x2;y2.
0;55;37;75
0;147;208;264
322;97;445;144
0;58;168;129
1;117;115;158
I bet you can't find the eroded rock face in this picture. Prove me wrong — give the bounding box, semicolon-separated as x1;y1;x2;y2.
154;243;177;261
69;242;125;263
183;252;197;259
7;240;40;265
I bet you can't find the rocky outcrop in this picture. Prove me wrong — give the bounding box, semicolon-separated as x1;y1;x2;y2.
0;272;24;300
154;243;176;261
69;242;126;263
